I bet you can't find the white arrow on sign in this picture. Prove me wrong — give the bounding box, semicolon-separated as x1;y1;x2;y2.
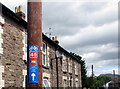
31;73;36;81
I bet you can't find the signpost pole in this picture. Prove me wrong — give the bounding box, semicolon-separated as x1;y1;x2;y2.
27;1;42;88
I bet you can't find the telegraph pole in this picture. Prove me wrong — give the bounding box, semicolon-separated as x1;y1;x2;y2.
27;1;42;88
113;70;115;88
92;65;94;78
91;65;94;88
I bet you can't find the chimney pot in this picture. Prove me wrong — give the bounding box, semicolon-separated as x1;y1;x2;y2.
55;36;59;44
55;36;58;41
15;6;18;13
15;6;25;20
19;5;22;12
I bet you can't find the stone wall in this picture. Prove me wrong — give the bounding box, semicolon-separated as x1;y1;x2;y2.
2;15;27;87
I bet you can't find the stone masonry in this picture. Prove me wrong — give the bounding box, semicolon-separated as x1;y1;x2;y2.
2;15;27;87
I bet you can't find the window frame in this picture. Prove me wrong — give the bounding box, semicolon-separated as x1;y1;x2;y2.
42;42;47;66
63;79;67;89
75;62;78;75
69;59;72;73
43;78;51;89
23;31;27;61
62;54;67;72
69;76;73;87
75;80;78;88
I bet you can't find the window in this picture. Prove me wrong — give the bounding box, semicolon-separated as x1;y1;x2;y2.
63;79;67;89
69;76;72;87
75;62;78;75
43;78;51;89
76;80;78;88
47;46;50;66
42;43;46;66
68;58;72;73
62;54;67;72
68;58;70;73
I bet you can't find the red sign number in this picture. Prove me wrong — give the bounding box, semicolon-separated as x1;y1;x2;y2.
29;51;38;58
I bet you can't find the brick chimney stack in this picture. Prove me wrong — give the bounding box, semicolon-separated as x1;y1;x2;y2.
15;6;25;20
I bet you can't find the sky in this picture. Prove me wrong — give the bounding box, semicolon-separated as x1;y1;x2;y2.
1;0;119;76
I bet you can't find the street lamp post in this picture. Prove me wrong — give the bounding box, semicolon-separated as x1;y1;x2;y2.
51;49;62;89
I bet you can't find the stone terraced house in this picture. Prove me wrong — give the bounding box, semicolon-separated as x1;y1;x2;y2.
0;3;82;89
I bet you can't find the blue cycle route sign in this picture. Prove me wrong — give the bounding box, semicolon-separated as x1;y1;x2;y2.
29;45;38;83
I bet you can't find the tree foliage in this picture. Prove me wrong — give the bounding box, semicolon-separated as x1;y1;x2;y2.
86;76;111;89
70;52;87;88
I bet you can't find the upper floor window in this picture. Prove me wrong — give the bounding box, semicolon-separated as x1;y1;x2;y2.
75;62;78;75
42;42;46;66
62;54;67;72
68;58;72;73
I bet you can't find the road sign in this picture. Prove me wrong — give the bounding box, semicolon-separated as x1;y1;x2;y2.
29;45;38;83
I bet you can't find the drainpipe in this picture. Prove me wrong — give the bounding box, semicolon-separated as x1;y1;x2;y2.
55;47;60;89
27;1;42;88
55;48;59;89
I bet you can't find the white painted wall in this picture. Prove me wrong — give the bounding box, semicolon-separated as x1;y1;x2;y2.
0;15;4;89
0;65;4;89
23;70;27;87
22;31;27;61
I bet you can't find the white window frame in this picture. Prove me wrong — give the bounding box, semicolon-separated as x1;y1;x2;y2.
69;76;73;87
0;65;4;88
69;59;72;73
43;78;51;89
68;58;71;73
75;62;78;75
62;54;67;72
23;31;27;61
63;79;67;89
23;70;27;87
47;46;50;67
42;42;47;66
75;80;78;88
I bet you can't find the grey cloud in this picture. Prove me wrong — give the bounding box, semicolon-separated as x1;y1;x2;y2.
78;2;107;13
100;50;118;60
42;2;89;30
93;11;117;26
60;26;117;51
42;2;117;36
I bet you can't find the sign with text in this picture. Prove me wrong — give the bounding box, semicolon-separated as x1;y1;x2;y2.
29;45;38;83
